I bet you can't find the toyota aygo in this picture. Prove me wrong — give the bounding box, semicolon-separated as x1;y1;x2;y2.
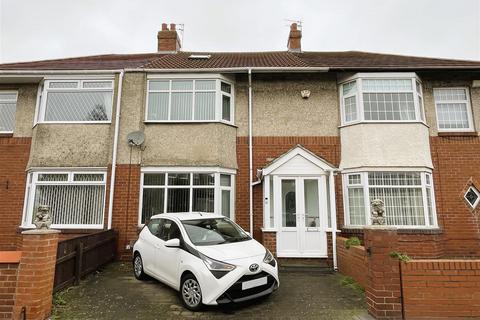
132;213;279;310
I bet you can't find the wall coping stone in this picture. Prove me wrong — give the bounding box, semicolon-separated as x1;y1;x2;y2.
21;229;61;235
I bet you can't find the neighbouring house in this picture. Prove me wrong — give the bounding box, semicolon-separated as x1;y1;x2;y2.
1;22;480;267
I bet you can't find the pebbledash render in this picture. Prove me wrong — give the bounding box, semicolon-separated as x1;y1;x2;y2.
1;22;480;265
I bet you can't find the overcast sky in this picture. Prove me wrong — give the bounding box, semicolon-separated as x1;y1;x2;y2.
0;0;479;63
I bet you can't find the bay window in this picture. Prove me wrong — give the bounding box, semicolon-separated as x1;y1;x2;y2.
146;76;234;123
140;168;235;224
339;73;424;125
0;91;17;133
38;78;114;123
23;171;107;228
433;87;474;131
343;171;437;227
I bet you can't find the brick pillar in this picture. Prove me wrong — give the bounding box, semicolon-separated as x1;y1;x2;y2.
14;229;60;320
262;231;277;256
364;227;403;320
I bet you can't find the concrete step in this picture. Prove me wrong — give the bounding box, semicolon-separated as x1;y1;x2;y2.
279;264;333;274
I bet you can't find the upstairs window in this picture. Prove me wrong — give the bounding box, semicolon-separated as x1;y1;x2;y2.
0;91;17;133
339;74;424;125
38;79;114;123
146;77;234;124
433;87;474;132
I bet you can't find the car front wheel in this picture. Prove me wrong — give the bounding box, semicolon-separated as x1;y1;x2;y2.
133;253;147;280
180;274;203;311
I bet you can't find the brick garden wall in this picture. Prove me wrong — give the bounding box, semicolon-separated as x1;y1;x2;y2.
0;137;31;251
0;252;21;320
402;259;480;319
336;236;368;288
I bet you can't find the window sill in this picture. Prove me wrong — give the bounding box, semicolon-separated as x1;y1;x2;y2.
342;226;442;235
338;121;429;129
0;133;14;138
437;132;478;137
17;226;104;233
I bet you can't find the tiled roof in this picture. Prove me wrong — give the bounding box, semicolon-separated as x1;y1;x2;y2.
1;51;480;71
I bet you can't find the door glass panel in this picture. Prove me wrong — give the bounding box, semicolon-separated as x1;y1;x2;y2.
304;179;320;227
282;180;296;227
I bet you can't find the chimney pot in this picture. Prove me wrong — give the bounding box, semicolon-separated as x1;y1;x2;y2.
158;22;181;52
287;23;302;52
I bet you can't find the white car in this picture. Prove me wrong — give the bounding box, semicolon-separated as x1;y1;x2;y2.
132;213;279;310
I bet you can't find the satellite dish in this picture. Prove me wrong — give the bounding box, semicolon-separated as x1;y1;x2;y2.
127;131;145;146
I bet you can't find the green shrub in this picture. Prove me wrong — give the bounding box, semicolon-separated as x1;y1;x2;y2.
341;276;365;292
345;236;361;249
389;251;410;262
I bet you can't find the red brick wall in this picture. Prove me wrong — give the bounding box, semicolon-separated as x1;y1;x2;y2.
402;259;480;319
398;231;444;258
430;136;480;257
111;164;141;260
336;236;368;288
236;136;341;241
262;232;276;256
0;137;31;251
0;262;19;319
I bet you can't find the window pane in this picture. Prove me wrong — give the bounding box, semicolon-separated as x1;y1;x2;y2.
192;188;214;212
222;95;231;121
45;91;113;121
195;80;215;91
362;79;412;92
426;187;434;225
282;180;296;227
0;102;16;132
220;174;231;186
194;92;215;120
434;88;467;101
221;190;231;218
348;174;361;185
193;173;214;186
73;173;104;182
83;81;112;89
49;82;78;89
344;96;357;122
221;82;231;94
363;92;415;121
304;179;320;227
170;92;192;120
167;188;190;212
348;187;365;225
33;185;104;225
369;187;425;226
168;173;190;185
37;173;68;182
269;178;274;227
144;173;165;186
147;92;169;120
0;93;18;101
171;80;193;91
142;188;165;223
343;81;356;96
368;172;421;186
436;103;470;129
149;81;169;91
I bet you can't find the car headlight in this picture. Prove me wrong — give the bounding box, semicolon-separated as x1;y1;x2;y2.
199;252;236;279
263;249;276;267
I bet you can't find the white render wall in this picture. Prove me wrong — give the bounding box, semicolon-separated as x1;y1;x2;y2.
339;123;433;170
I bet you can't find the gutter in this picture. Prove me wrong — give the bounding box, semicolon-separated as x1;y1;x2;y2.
0;69;123;75
124;67;330;73
107;70;125;229
328;169;340;271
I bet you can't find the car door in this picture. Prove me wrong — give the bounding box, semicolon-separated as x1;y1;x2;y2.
142;218;163;274
153;218;182;287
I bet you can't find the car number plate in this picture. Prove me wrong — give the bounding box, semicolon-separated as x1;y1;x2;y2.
242;276;268;290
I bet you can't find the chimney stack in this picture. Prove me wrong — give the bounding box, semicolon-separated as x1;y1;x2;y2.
287;23;302;52
157;23;181;52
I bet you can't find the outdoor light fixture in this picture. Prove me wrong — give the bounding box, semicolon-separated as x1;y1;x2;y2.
301;89;311;99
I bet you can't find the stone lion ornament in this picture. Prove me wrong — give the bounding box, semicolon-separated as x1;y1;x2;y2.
34;205;52;230
371;199;386;225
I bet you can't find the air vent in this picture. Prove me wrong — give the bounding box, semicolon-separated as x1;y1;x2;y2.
188;54;211;60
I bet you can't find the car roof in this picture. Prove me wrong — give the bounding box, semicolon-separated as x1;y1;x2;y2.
149;212;227;221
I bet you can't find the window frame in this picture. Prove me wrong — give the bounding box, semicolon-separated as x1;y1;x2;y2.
433;87;475;132
145;74;235;125
138;167;236;226
339;73;425;126
0;90;18;134
36;76;115;124
22;169;107;229
464;185;480;209
342;170;438;229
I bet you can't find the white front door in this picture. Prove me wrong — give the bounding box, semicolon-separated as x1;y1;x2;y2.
275;176;328;257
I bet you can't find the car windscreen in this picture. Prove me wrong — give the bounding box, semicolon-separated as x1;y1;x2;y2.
182;218;251;246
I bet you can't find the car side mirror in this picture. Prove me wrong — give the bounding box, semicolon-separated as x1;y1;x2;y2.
165;238;180;248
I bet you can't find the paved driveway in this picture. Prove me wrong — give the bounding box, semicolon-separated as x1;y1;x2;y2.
53;262;368;320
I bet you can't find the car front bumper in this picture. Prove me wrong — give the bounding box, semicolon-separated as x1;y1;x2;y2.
215;271;279;304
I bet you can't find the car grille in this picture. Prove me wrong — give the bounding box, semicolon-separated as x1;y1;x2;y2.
216;271;277;304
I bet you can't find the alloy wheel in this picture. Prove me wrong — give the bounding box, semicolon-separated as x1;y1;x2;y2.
182;279;202;307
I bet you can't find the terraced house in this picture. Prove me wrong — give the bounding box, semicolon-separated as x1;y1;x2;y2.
1;23;480;268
